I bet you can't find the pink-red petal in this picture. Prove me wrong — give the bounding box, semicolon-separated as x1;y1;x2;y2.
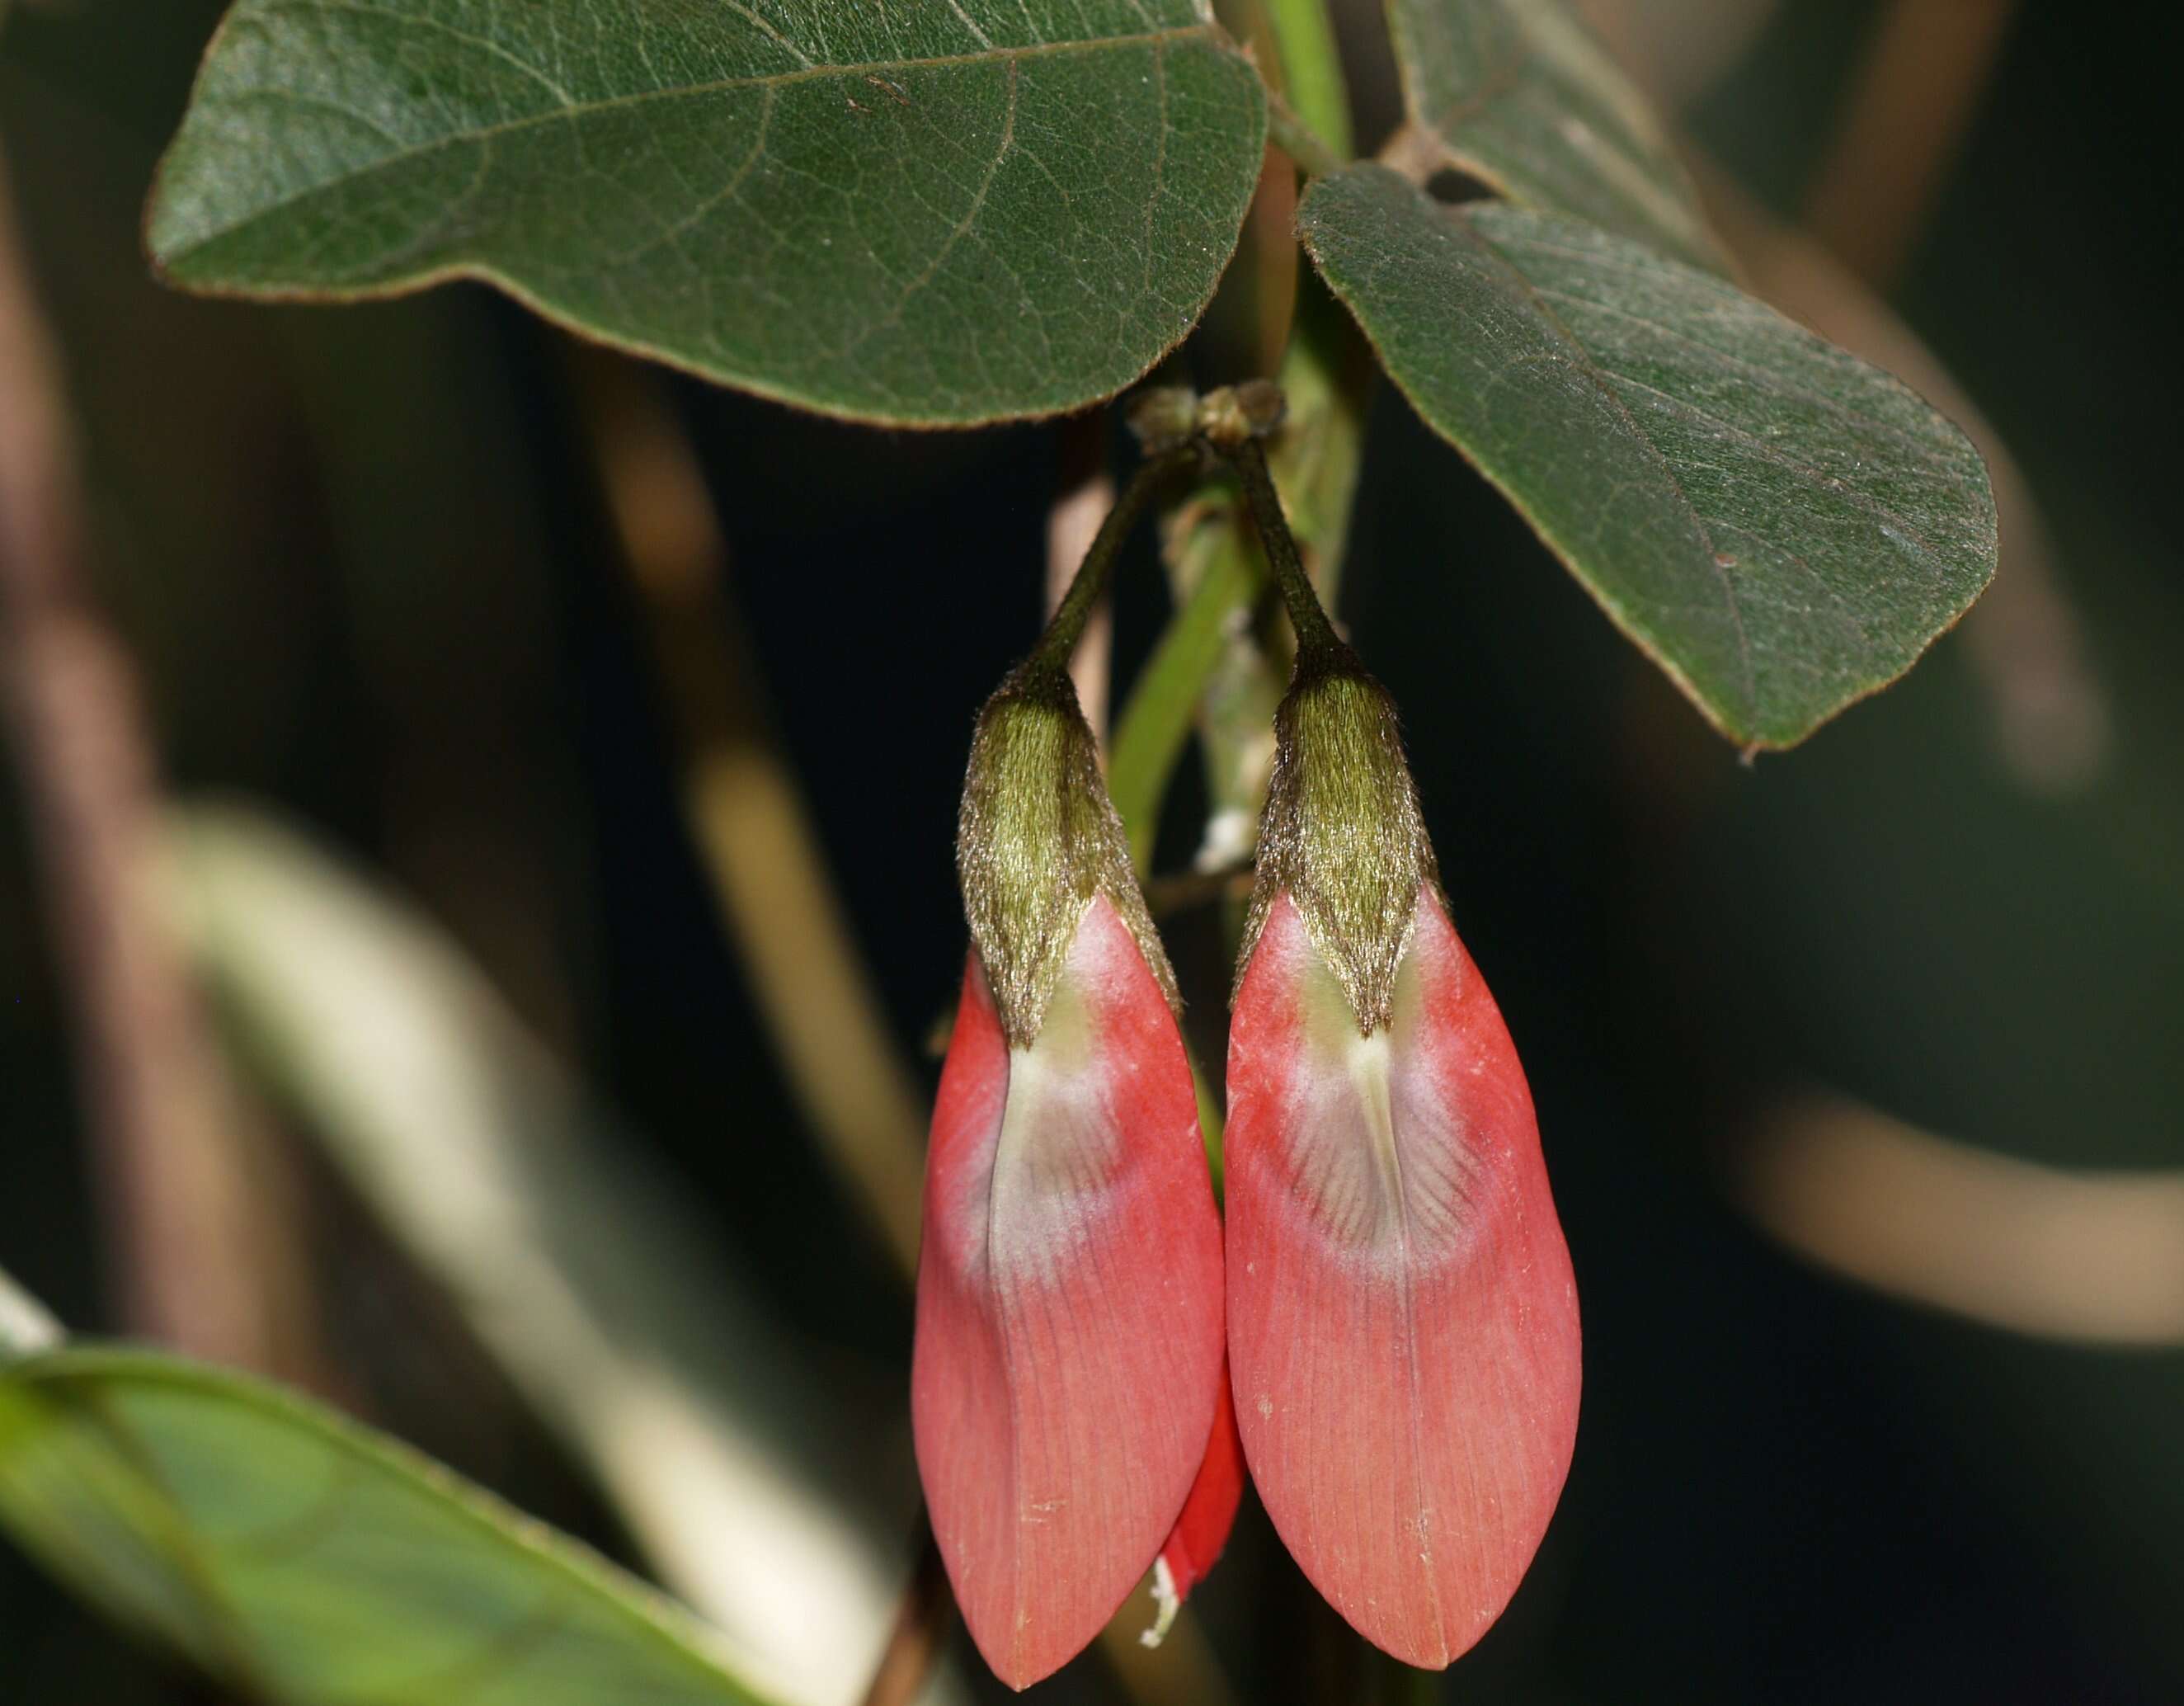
1226;891;1580;1668
1145;1357;1246;1642
914;894;1225;1689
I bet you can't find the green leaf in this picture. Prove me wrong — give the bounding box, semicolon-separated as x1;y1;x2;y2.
1298;167;1998;748
0;1344;787;1706
164;804;947;1706
1384;0;1729;274
147;1;1266;426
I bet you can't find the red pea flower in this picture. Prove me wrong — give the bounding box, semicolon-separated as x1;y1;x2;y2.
913;669;1226;1690
1223;661;1582;1669
1143;1358;1245;1647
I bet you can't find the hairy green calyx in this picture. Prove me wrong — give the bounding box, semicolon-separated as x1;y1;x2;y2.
958;672;1181;1049
1203;422;1437;1035
1239;657;1439;1035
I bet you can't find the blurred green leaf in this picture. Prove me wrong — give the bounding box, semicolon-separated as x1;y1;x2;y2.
0;1341;785;1706
167;804;948;1706
1385;0;1729;273
144;0;1265;426
1299;167;1997;747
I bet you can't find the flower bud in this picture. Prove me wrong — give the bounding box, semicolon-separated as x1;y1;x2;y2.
1238;661;1437;1032
1224;655;1581;1670
915;667;1225;1690
953;674;1179;1049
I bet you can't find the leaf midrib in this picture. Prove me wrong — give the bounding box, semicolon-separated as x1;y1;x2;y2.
12;1355;774;1701
160;21;1219;266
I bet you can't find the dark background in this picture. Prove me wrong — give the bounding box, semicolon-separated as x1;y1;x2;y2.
4;2;2182;1702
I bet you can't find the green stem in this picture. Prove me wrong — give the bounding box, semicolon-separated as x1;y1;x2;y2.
1108;290;1372;866
1261;0;1353;158
1109;525;1261;868
1024;446;1195;686
1192;1056;1226;1205
1266;92;1346;180
1217;436;1349;671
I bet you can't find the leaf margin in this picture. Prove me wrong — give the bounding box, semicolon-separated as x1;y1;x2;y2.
1381;0;1732;276
1297;163;1999;750
0;1343;788;1706
142;3;1271;430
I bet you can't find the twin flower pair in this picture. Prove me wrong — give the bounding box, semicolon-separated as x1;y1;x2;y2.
912;387;1582;1690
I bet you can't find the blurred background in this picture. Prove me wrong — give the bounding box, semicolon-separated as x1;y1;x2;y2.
2;1;2181;1702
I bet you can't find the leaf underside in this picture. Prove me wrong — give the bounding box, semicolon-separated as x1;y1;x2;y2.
0;1350;777;1706
1299;167;1998;748
147;0;1267;426
1384;0;1730;275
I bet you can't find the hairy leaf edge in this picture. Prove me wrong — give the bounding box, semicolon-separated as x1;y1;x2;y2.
0;1347;786;1705
1297;173;1998;750
139;17;1270;431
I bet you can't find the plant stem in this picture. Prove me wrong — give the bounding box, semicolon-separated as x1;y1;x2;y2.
1045;415;1118;739
1025;445;1197;689
1108;291;1372;866
1110;523;1261;866
0;140;308;1374
1261;0;1354;158
1216;435;1350;672
570;349;929;1276
1267;92;1347;179
857;1511;953;1706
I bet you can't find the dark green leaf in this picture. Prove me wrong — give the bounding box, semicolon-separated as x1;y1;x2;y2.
0;1345;786;1706
1299;167;1997;748
147;1;1266;426
1384;0;1729;273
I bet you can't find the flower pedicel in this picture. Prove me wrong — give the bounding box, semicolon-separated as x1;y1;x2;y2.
1211;408;1583;1670
911;450;1228;1689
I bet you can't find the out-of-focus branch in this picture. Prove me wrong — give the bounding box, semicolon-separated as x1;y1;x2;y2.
172;804;958;1706
0;143;310;1373
1738;1092;2184;1346
1800;0;2018;289
1259;0;1353;162
855;1515;951;1706
1695;157;2111;793
1046;415;1116;743
1575;0;1782;111
571;351;927;1275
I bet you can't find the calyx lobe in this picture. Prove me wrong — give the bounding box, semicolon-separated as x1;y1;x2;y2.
1239;657;1438;1034
958;670;1179;1048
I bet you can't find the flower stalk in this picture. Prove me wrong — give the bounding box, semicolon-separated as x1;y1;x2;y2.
958;445;1195;1047
1212;416;1583;1670
915;438;1226;1690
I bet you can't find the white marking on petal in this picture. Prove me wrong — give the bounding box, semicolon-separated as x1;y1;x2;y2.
1141;1557;1180;1647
